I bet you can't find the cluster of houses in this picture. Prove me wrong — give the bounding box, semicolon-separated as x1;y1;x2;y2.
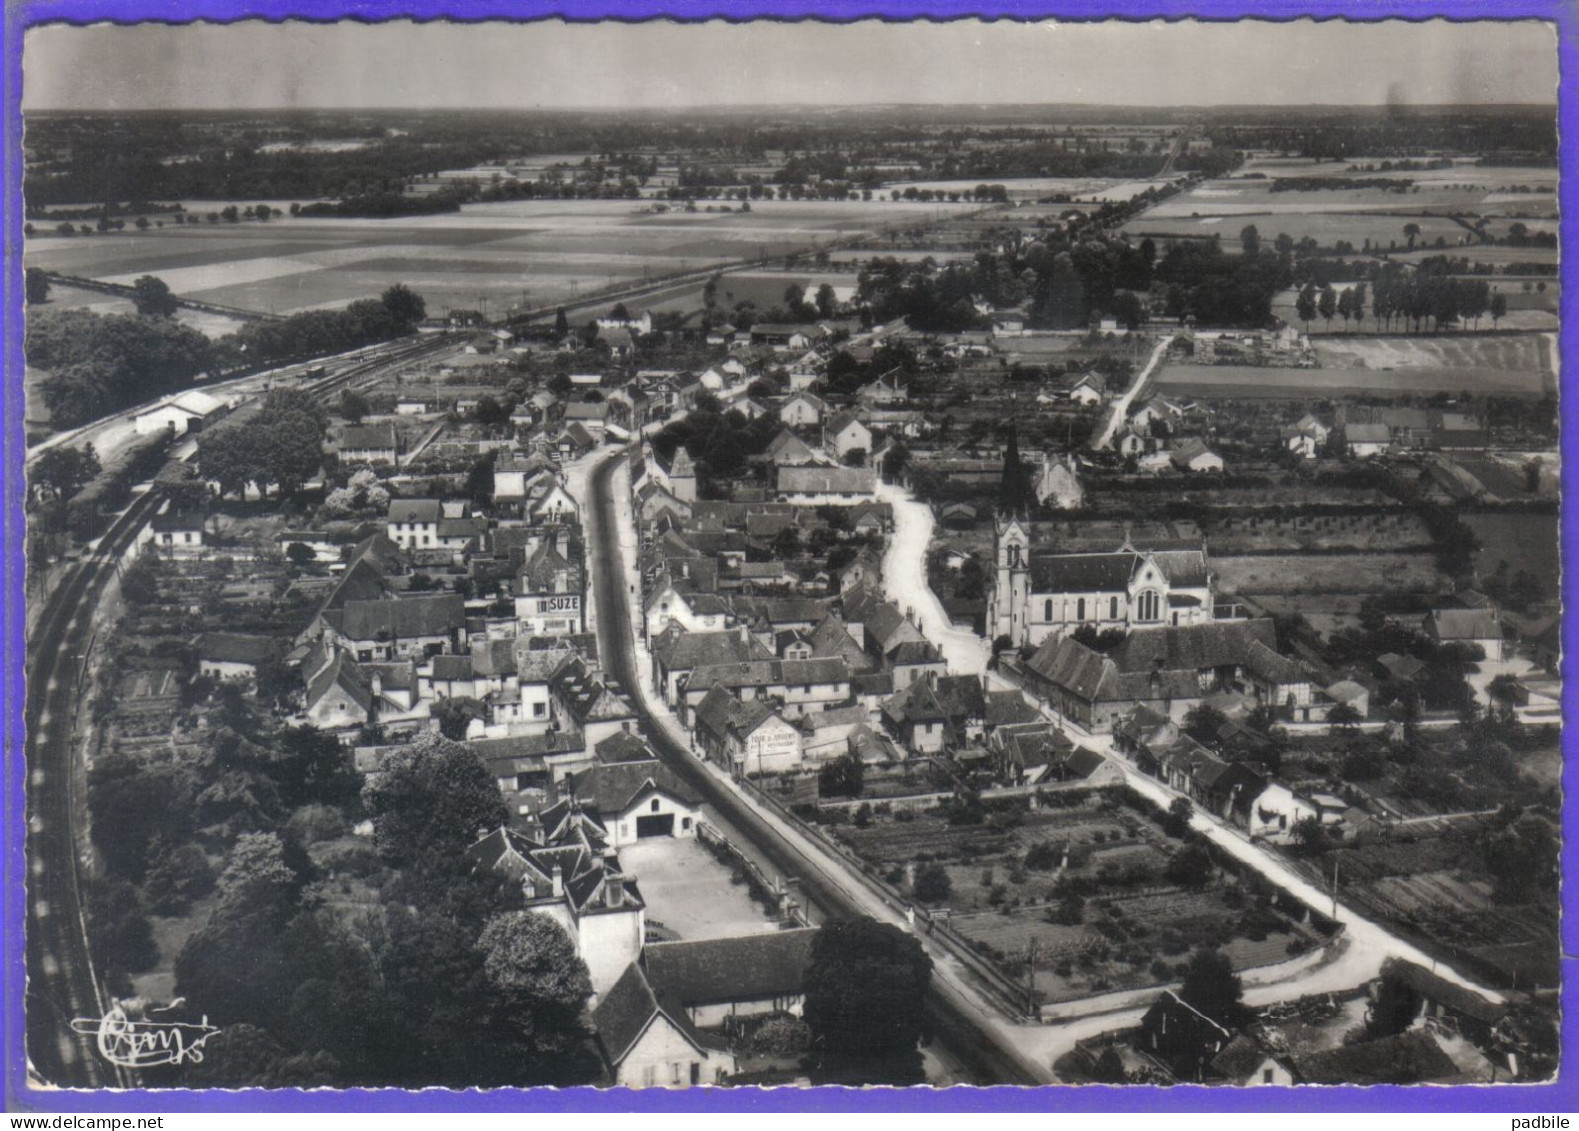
1077;957;1528;1086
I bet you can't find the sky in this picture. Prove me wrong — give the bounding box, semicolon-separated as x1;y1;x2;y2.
22;18;1558;111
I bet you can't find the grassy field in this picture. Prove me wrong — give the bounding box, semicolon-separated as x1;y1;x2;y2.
1213;552;1448;596
1464;511;1560;585
1123;211;1470;250
1155;332;1554;397
24;198;960;319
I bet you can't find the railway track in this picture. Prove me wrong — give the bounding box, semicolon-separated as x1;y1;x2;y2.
583;453;1042;1087
20;336;452;1088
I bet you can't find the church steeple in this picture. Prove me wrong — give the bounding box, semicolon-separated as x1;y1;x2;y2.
997;420;1033;518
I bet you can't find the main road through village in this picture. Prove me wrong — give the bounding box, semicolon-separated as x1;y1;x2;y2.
582;436;1510;1082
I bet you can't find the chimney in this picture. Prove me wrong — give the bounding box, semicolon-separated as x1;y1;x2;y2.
551;864;564;898
370;672;383;699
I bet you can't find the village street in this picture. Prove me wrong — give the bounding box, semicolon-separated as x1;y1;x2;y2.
1089;333;1171;451
577;442;1511;1081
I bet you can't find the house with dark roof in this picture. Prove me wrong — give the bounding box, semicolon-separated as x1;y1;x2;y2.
693;687;804;776
1208;1033;1295;1086
1423;606;1505;661
776;465;876;503
562;759;702;847
339;424;398;467
1025;619;1312;733
650;625;775;706
465;822;645;997
551;659;638;750
644;928;818;1027
386;498;443;550
197;632;282;682
1137;991;1236;1082
680;656;853;726
319;594;467;664
594;962;733;1088
514;540;586;637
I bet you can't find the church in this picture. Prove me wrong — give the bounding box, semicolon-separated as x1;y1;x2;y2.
988;515;1217;649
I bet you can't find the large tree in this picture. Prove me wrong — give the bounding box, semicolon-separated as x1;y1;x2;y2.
381;283;427;331
802;918;933;1084
25;267;50;305
361;730;508;870
132;274;179;318
1177;948;1250;1029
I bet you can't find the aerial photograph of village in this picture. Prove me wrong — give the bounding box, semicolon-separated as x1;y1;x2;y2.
13;16;1563;1097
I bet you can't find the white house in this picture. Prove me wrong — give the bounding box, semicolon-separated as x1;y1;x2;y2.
594;963;733;1088
133;389;225;437
386;498;442;550
778;391;826;429
563;760;703;847
825;411;873;461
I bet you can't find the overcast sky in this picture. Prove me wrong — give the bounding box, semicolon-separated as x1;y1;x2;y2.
23;18;1557;111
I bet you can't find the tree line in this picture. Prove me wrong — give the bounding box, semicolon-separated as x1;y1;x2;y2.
26;283;427;430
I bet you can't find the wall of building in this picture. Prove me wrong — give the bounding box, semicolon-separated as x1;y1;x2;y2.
578;906;645;996
618;1019;731;1089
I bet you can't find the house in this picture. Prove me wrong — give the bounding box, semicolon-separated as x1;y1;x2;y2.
551;660;638;751
651;626;775;706
1137;991;1235;1082
751;323;825;351
1066;375;1105;406
880;677;952;754
386;499;443;550
1025;619;1311;733
693;687;804;776
465;823;644;996
1170;438;1224;474
1374;958;1507;1047
339;425;399;468
1035;454;1084;509
825;411;872;460
644;578;732;640
564;400;610;442
766;429;823;468
562;760;703;847
778;391;826;429
680;657;852;725
1209;1035;1296;1087
594;962;733;1088
858;368;908;406
776;465;876;504
133;389;226;437
316;593;466;663
147;509;205;556
1344;422;1392;458
515;541;585;636
197;632;281;682
643;929;818;1027
1424;606;1505;661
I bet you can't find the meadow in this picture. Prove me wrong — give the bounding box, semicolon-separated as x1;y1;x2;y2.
1155;331;1553;398
24;197;962;320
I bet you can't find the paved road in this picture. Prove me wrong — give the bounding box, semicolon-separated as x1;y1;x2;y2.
581;450;1046;1086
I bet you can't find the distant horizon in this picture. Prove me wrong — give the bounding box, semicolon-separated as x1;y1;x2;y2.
23;100;1560;114
23;19;1558;111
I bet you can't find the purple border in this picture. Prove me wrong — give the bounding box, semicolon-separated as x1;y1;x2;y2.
4;0;1574;1112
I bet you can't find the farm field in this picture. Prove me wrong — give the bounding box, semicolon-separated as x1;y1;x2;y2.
882;176;1171;202
1122;211;1471;250
1154;350;1553;398
1205;512;1432;554
1311;333;1553;379
23;198;962;319
1237;156;1557;189
1213;552;1448;596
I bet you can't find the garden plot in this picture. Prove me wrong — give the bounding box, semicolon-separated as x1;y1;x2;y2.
1213;553;1448;597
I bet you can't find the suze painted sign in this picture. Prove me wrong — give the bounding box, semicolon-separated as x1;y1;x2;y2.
535;595;581;614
